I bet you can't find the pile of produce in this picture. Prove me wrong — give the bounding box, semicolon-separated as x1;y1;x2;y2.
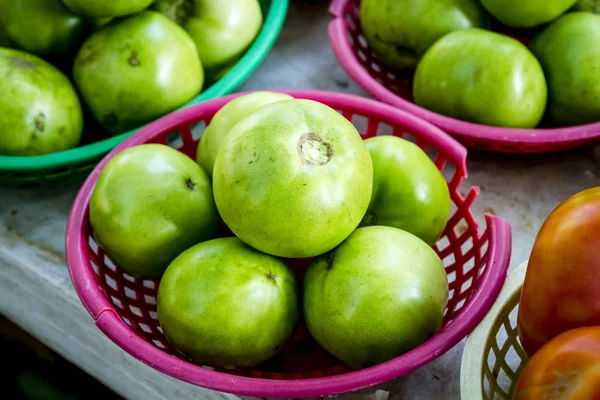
360;0;600;129
513;187;600;399
0;0;263;156
89;92;453;369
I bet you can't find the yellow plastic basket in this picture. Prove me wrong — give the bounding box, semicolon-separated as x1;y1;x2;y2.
460;262;529;400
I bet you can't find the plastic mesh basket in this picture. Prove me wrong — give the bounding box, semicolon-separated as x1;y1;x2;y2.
0;0;288;189
461;262;529;400
66;90;512;398
328;0;600;154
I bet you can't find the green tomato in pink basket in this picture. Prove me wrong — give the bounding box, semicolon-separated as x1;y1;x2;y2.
0;48;83;156
361;136;450;246
530;12;600;126
196;91;292;177
414;29;547;128
73;11;203;133
0;0;82;55
360;0;489;71
90;144;218;278
62;0;154;18
153;0;262;81
304;226;449;369
481;0;576;28
213;99;373;258
157;237;299;367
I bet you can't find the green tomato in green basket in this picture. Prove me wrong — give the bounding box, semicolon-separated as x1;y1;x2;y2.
42;15;113;80
73;11;204;134
572;0;600;12
0;48;83;156
413;29;547;128
157;237;299;367
530;12;600;126
196;91;292;177
90;144;218;278
62;0;154;18
304;226;449;369
213;99;373;258
0;0;82;55
361;136;450;246
360;0;489;71
153;0;263;81
481;0;576;28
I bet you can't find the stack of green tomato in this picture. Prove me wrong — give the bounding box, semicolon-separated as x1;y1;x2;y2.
360;0;600;128
0;0;263;156
89;92;453;369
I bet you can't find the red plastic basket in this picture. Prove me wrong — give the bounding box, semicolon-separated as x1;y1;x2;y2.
65;90;512;398
328;0;600;154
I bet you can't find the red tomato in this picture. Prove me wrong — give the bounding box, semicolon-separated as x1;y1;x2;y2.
513;326;600;400
518;187;600;356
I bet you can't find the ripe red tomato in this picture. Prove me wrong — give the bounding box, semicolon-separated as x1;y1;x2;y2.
513;326;600;400
518;187;600;357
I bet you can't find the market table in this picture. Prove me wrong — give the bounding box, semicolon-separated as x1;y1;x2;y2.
2;2;600;399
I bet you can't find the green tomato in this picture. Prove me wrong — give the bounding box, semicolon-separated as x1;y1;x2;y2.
530;12;600;126
153;0;263;80
572;0;600;12
0;0;82;55
213;99;373;258
42;15;112;80
0;48;83;156
73;11;203;134
481;0;576;28
304;226;449;369
361;136;450;245
90;144;218;278
157;237;299;367
196;91;292;177
360;0;489;71
62;0;154;18
414;29;547;128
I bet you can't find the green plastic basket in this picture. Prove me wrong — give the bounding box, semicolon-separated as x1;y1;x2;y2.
0;0;288;189
460;262;529;400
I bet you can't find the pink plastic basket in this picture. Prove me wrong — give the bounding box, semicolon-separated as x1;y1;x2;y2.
328;0;600;154
65;90;512;398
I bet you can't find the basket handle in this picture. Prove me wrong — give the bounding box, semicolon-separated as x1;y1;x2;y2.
328;0;347;18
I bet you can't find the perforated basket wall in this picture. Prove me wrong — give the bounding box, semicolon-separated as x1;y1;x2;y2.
328;0;600;154
0;0;288;189
66;90;512;398
461;263;529;400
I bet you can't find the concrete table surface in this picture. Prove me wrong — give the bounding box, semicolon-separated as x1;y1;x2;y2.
1;1;600;399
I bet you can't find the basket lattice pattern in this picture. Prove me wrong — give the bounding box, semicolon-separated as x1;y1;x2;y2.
0;162;98;189
82;106;493;379
481;290;528;399
341;0;414;101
